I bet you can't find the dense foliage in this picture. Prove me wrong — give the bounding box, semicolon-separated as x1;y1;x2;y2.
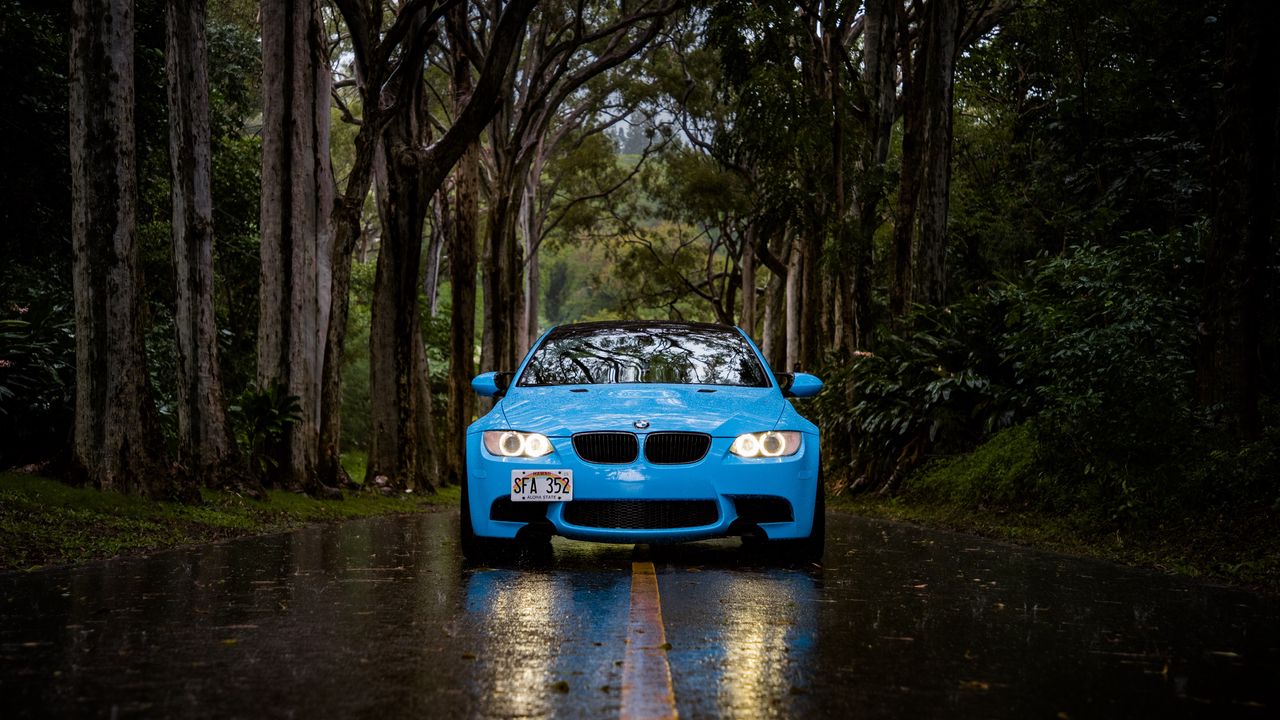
802;0;1279;528
814;232;1210;514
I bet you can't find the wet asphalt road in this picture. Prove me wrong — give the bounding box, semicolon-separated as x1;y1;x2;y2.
1;511;1278;719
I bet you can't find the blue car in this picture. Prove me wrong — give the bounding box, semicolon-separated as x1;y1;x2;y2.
461;321;825;561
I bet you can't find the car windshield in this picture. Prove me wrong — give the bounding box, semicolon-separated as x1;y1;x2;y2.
517;324;771;387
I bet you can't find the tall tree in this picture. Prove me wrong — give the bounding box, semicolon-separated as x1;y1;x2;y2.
319;0;434;490
893;0;960;310
69;0;171;495
166;0;239;486
892;0;1014;314
1196;0;1280;440
365;6;437;490
480;0;678;374
330;0;536;491
444;2;480;488
850;0;899;345
517;89;658;352
258;0;335;491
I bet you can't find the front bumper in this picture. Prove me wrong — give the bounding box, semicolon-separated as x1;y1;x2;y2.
465;434;820;543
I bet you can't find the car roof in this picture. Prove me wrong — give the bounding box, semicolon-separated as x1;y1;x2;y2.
544;320;740;339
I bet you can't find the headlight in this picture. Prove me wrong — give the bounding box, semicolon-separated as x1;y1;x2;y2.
483;431;554;458
730;431;802;458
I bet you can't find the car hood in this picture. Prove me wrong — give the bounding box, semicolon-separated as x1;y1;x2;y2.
498;384;786;437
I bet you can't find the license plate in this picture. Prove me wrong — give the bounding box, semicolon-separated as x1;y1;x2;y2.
511;469;573;502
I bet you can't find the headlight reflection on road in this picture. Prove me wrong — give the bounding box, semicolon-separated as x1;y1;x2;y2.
466;571;561;718
714;572;816;716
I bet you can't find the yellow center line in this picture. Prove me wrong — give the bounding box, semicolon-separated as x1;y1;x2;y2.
620;560;679;720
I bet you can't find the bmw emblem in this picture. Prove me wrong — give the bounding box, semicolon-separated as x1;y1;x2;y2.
633;420;650;429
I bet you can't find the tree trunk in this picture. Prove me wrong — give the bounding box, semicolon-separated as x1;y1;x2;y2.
445;145;479;484
741;225;756;336
1196;0;1279;440
891;3;922;319
523;226;540;354
481;186;523;374
827;27;857;356
852;0;899;345
317;41;388;491
519;155;546;357
367;86;436;492
258;0;334;490
70;0;170;496
785;242;802;371
894;0;959;312
316;123;378;490
913;0;959;307
425;196;446;317
798;227;821;368
762;229;789;368
444;5;479;488
166;0;238;486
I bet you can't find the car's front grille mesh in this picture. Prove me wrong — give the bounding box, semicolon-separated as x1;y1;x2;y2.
572;432;639;464
563;500;719;529
643;432;711;464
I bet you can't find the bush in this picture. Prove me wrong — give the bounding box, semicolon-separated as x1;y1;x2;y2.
820;228;1203;510
229;384;301;482
1005;230;1200;475
0;282;75;467
813;289;1029;492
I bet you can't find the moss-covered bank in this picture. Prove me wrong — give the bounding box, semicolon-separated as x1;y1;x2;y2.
831;425;1280;593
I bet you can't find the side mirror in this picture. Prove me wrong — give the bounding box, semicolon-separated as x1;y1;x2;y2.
784;372;823;398
472;371;513;398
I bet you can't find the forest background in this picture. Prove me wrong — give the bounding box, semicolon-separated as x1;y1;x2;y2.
0;0;1277;582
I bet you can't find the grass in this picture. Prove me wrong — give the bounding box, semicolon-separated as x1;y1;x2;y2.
0;467;460;572
341;450;368;484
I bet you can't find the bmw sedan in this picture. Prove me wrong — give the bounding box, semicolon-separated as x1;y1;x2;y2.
462;321;825;561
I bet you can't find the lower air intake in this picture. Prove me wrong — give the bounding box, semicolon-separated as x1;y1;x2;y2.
732;495;794;524
563;500;719;529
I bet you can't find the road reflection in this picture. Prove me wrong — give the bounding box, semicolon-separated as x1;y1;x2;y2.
460;540;633;718
649;541;823;718
464;570;569;717
718;571;816;714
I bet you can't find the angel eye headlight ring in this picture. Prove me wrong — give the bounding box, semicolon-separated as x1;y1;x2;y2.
730;431;801;458
483;431;553;458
